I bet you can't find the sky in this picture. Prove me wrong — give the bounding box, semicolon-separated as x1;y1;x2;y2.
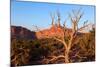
11;0;95;31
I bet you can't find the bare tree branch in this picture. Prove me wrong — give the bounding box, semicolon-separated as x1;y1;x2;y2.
49;55;65;62
78;23;90;31
50;12;55;26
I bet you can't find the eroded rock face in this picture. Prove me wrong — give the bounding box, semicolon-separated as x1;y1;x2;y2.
11;26;36;40
36;25;72;39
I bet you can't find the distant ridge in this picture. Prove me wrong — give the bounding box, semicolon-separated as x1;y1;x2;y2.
11;26;36;40
11;24;90;40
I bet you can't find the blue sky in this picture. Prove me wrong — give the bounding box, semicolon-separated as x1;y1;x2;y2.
11;0;95;31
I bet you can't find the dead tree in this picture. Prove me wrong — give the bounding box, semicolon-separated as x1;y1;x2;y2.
46;9;90;63
33;9;90;63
